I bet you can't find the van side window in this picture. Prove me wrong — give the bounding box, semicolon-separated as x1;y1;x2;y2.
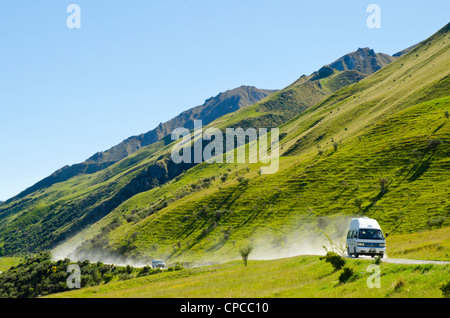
347;231;352;239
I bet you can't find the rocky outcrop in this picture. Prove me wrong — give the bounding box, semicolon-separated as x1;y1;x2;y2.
328;47;396;75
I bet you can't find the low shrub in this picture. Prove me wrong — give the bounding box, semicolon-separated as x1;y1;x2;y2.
440;279;450;298
428;216;446;228
393;278;405;291
427;138;442;150
320;251;346;271
338;266;354;284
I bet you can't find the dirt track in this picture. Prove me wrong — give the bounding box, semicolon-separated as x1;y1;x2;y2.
347;255;450;265
382;258;450;265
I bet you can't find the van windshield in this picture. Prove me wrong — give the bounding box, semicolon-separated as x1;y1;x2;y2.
358;229;384;240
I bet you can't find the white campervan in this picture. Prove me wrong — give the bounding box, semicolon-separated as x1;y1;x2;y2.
346;217;387;258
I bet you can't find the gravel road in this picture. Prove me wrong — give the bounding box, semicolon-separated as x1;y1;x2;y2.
347;255;450;265
382;258;450;265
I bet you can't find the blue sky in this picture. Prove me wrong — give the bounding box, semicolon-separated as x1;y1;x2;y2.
0;0;449;201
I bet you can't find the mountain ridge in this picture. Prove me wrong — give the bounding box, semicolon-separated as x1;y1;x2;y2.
7;86;276;203
6;46;395;204
86;85;278;165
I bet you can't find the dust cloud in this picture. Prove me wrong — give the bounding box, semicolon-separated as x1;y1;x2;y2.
52;241;151;268
51;214;356;268
249;214;354;260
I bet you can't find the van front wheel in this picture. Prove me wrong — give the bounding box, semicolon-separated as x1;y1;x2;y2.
353;248;359;258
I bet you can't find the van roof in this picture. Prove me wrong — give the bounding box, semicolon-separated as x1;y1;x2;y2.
350;217;381;229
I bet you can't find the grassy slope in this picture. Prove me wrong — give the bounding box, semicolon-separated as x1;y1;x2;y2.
0;257;22;272
210;69;364;131
95;97;449;264
47;253;450;298
0;139;174;254
387;226;450;261
81;24;450;264
0;55;362;256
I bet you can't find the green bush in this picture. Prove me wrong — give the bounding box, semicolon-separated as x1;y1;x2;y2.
0;252;145;298
427;138;442;150
440;279;450;298
374;256;382;265
354;197;364;211
428;216;446;228
393;278;406;291
220;173;229;183
338;266;354;284
237;177;250;186
167;262;185;272
379;177;389;193
320;251;346;271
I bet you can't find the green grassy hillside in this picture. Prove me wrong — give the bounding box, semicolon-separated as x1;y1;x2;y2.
2;229;448;298
47;254;450;298
64;23;450;265
0;45;380;257
1;23;448;270
0;257;22;273
210;68;366;131
77;97;448;264
387;226;450;261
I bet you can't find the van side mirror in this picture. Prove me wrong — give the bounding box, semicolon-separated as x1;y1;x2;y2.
354;234;357;239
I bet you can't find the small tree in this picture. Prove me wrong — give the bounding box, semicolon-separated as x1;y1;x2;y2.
333;142;339;151
354;197;364;211
427;138;442;150
237;176;249;186
379;178;389;194
220;173;229;183
239;244;254;267
317;217;328;230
